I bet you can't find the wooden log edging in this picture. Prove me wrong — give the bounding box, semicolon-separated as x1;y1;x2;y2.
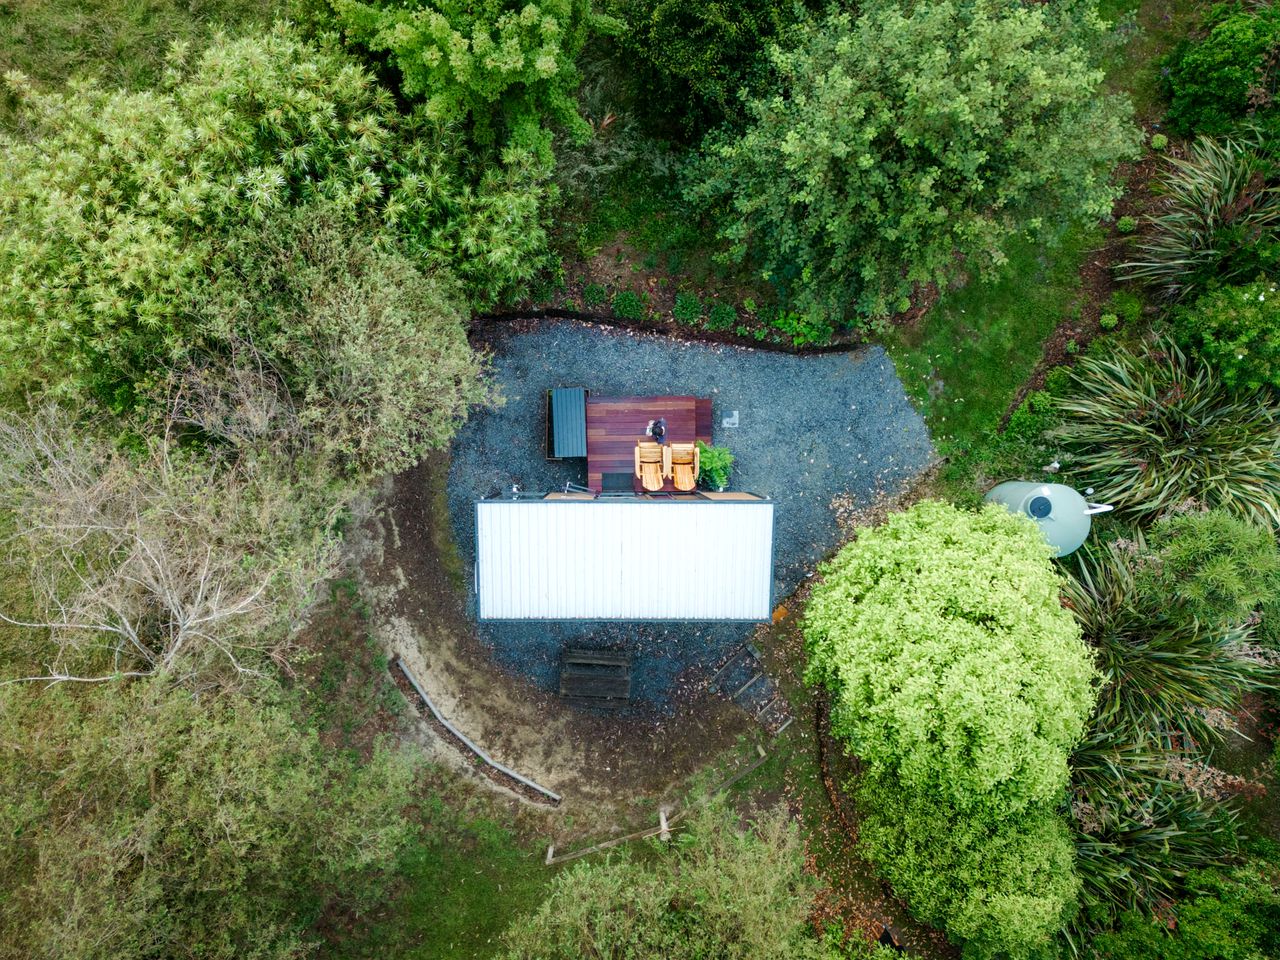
393;656;562;805
473;308;867;357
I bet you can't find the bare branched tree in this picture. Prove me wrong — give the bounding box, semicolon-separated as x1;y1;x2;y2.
0;406;340;686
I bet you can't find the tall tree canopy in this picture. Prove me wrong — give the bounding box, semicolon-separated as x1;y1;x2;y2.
0;680;417;960
303;0;609;162
685;0;1139;328
805;500;1097;815
0;27;544;410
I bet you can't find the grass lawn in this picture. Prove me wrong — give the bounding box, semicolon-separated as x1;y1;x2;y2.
335;808;553;960
884;226;1099;456
0;0;283;127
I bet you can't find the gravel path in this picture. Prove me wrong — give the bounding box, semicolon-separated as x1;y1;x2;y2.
446;320;934;709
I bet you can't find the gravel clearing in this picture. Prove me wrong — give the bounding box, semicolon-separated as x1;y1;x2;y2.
446;320;935;710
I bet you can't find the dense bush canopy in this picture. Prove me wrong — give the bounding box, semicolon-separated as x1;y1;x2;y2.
303;0;606;161
1138;509;1280;631
1163;3;1280;137
857;772;1082;960
0;27;544;409
501;801;822;960
619;0;808;136
193;208;496;477
0;680;417;960
685;0;1138;328
805;500;1097;815
1176;280;1280;392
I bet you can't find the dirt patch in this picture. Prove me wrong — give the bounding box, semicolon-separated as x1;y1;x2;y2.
356;452;760;843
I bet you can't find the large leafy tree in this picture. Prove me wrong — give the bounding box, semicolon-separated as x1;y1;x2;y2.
804;500;1097;957
303;0;609;162
192;207;497;477
805;500;1097;815
684;0;1139;329
0;680;417;960
619;0;810;138
0;27;546;409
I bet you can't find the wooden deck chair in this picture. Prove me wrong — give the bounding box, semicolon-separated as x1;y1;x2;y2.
634;441;665;492
669;442;699;491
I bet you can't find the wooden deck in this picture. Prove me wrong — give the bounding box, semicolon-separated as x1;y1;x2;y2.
586;396;712;493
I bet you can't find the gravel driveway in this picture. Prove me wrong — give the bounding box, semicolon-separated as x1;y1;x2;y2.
445;320;934;709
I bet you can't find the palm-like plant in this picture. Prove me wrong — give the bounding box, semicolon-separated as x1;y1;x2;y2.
1063;540;1270;745
1052;339;1280;527
1064;724;1241;946
1117;131;1280;302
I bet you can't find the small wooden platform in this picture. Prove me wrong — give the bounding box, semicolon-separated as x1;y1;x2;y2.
585;396;712;493
559;648;632;707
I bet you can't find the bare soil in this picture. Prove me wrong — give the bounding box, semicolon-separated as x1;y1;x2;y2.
353;452;759;844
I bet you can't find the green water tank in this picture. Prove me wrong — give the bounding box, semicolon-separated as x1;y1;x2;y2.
984;481;1113;557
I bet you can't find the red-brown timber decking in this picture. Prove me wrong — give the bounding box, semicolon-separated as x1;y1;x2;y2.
586;396;713;493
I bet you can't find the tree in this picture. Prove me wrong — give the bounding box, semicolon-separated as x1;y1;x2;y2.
191;207;497;477
0;406;341;686
857;772;1081;960
501;800;821;960
0;679;417;960
684;0;1138;331
619;0;810;138
804;500;1097;816
302;0;609;162
0;27;547;408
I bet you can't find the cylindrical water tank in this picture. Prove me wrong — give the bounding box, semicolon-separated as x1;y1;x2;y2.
984;481;1112;557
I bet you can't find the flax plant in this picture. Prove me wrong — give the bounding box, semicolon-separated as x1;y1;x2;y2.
1118;131;1280;302
1052;338;1280;526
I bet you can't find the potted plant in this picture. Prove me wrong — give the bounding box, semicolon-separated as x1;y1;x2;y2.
696;441;735;491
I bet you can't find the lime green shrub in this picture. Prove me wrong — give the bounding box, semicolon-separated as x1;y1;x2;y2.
0;27;547;408
1176;280;1280;391
1052;339;1280;526
805;500;1097;815
684;1;1137;331
857;771;1082;960
1162;3;1280;137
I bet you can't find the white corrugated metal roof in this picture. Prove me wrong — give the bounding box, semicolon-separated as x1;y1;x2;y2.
475;499;774;621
